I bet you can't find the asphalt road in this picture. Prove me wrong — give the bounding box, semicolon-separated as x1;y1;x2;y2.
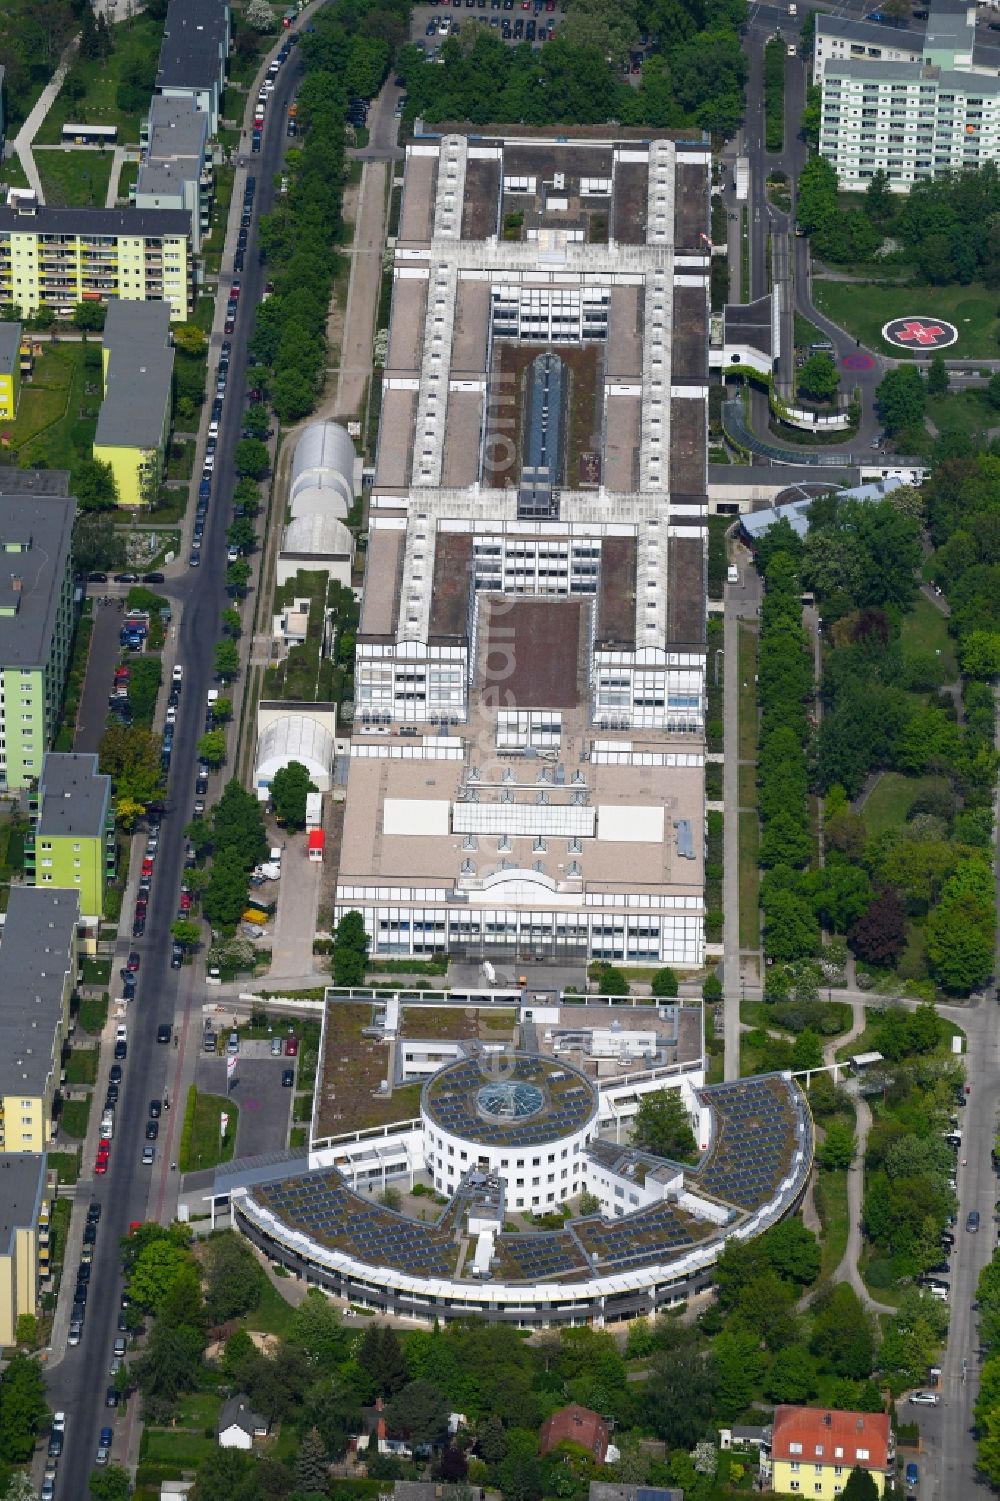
46;45;305;1501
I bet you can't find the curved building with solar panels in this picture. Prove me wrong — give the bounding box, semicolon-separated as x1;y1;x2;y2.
232;1055;813;1329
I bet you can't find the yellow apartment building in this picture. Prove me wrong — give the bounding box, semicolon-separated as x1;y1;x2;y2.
0;1153;47;1346
0;320;20;420
0;203;192;321
92;300;174;509
0;888;80;1154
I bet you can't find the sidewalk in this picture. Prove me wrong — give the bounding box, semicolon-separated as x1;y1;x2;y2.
10;33;81;201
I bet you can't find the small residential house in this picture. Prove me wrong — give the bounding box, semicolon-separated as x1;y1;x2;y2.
769;1405;893;1498
217;1395;269;1450
355;1397;415;1460
539;1405;614;1465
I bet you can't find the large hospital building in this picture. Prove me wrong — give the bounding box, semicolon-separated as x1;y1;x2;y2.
336;129;711;971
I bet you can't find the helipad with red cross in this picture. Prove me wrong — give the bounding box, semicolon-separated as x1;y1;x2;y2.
881;315;958;351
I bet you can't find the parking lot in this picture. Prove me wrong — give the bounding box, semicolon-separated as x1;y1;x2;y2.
410;0;564;51
196;1049;295;1158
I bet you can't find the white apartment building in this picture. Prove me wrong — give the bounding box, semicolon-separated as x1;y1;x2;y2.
820;62;1000;188
817;1;1000;188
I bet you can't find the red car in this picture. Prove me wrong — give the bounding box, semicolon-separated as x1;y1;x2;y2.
285;1035;298;1056
95;1150;110;1175
231;278;241;299
178;892;193;913
140;859;153;878
127;952;141;972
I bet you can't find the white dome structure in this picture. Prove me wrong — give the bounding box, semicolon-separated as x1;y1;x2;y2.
255;714;336;793
289;422;356;518
277;514;355;589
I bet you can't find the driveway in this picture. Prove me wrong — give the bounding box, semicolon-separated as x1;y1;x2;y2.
74;600;127;754
268;839;323;978
197;1053;294;1158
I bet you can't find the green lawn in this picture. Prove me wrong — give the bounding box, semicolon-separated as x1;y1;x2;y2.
814;1158;850;1281
900;593;958;678
860;772;953;838
165;440;195;481
116;161;139;202
738;762;757;809
78;997;108;1035
244;1275;298;1338
925;387;996;447
36;12;166;144
7;343;102;475
47;1152;79;1186
36;150;114;208
813;278;1000;359
65;1047;99;1086
142;1431;218;1467
59;1098;92;1139
737;625;758;762
739;810;760;950
0;156;31;193
81;957;111;987
172;1390;222;1428
179;1090;238;1173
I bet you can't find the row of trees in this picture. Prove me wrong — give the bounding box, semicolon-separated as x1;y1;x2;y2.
862;1042;963;1285
393;26;744;136
797;156;1000;286
396;1;749;136
187;780;268;931
250;2;385;424
754;551;816;964
751;485;996;991
976;1245;1000;1483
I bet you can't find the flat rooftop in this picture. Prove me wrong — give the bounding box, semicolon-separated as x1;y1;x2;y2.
0;468;69;497
339;702;704;897
0;322;20;377
0;493;74;668
156;0;228;91
97;299;174;450
480;597;584;709
36;752;110;839
0;888;78;1098
0;205;191;238
137;95;208;196
0;1153;45;1253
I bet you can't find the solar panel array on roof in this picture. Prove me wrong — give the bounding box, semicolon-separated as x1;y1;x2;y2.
258;1171;458;1278
248;1076;802;1286
691;1077;796;1210
423;1054;597;1147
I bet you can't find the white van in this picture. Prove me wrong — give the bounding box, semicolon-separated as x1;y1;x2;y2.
100;1111;114;1141
207;688;219;708
727;564;739;584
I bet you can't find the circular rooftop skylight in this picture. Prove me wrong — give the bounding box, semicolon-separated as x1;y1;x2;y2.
476;1080;544;1121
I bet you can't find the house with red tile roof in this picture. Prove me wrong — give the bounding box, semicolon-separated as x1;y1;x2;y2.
770;1405;893;1497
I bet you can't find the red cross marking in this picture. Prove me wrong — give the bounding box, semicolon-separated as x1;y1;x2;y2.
895;320;946;345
